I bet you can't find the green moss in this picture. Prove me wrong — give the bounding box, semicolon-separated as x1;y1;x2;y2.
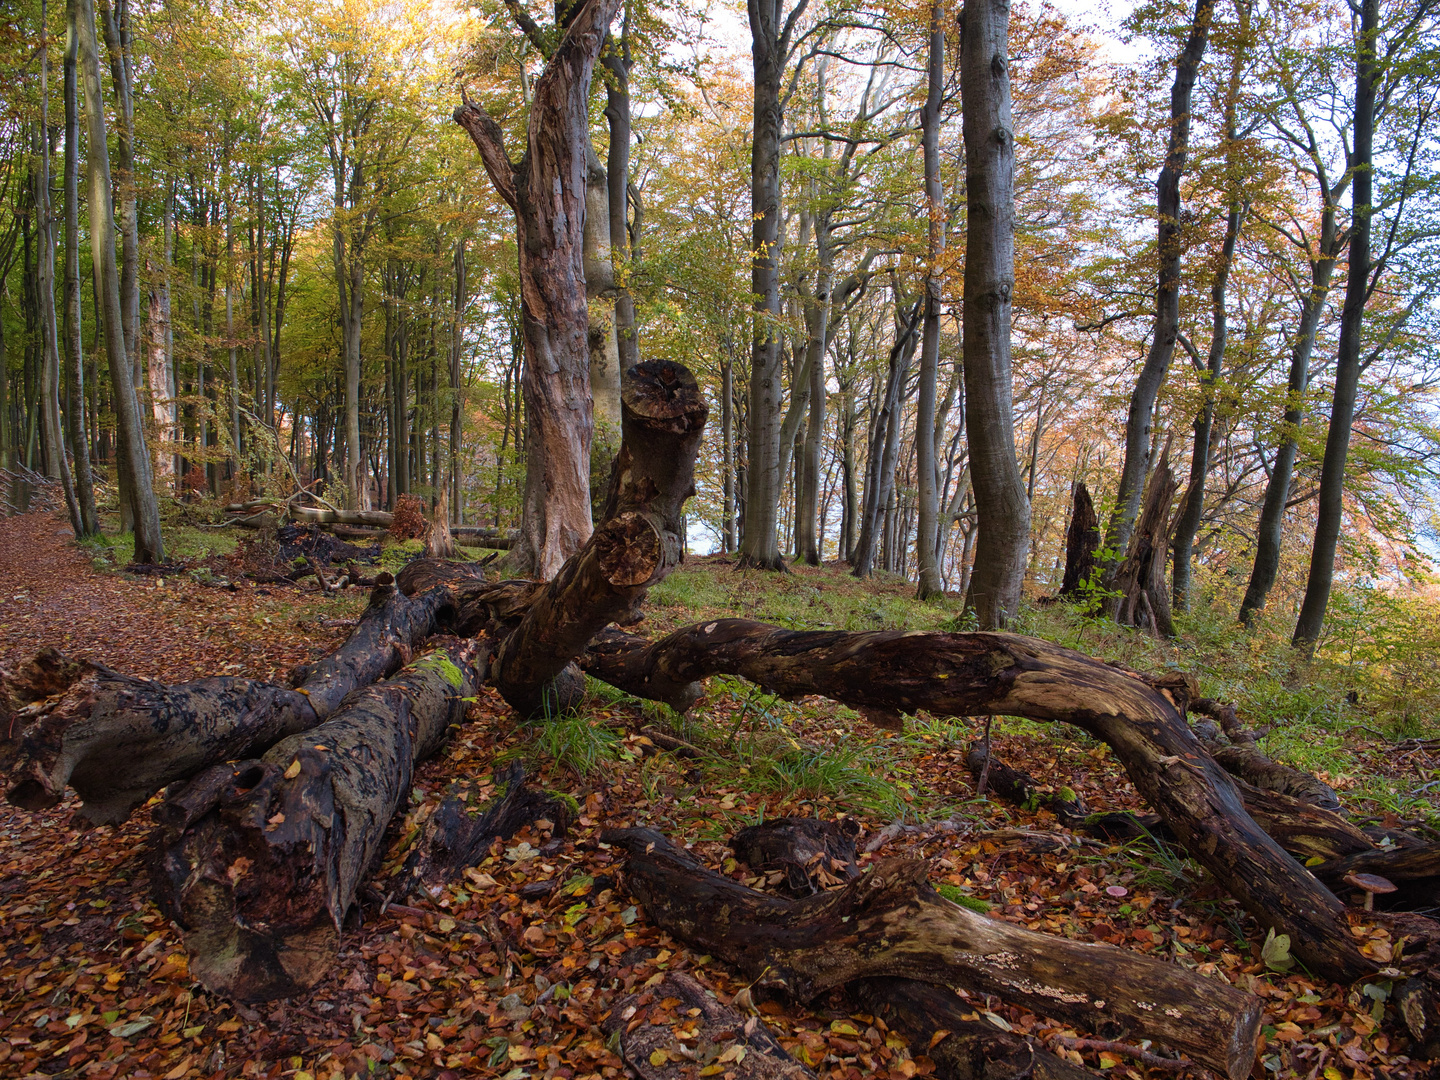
935;883;990;913
413;652;465;689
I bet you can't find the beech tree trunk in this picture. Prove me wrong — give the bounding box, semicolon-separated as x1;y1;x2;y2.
491;360;707;716
1104;0;1211;563
1;584;453;824
604;827;1261;1080
151;641;486;1002
1112;444;1177;637
959;0;1030;627
580;622;1372;981
453;0;619;580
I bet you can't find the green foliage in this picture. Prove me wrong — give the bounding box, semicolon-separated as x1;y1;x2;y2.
935;883;992;913
506;713;624;778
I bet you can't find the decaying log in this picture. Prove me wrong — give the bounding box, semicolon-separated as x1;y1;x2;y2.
583;622;1372;981
395;557;490;596
603;827;1262;1080
728;820;1099;1079
1233;780;1373;862
492;360;707;717
3;584;452;824
1058;482;1099;601
150;640;485;1002
605;972;815;1080
1398;978;1440;1058
398;760;574;895
1190;698;1343;810
1312;843;1440;911
731;817;862;897
851;979;1100;1080
1112;445;1177;638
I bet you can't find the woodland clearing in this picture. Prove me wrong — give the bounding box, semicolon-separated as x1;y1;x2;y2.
0;508;1437;1080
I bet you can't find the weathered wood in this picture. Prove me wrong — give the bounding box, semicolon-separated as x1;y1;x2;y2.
583;623;1372;981
3;584;452;824
964;743;1088;825
603;827;1261;1080
731;817;861;897
1398;978;1440;1058
1112;445;1177;637
150;640;486;1002
395;557;490;597
398;760;574;895
1189;699;1344;811
1058;481;1100;601
851;979;1101;1080
605;972;814;1080
491;360;707;717
1312;843;1440;911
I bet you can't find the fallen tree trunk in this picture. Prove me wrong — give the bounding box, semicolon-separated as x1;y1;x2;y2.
1190;698;1343;810
492;360;707;717
150;639;486;1002
1313;843;1440;911
602;827;1262;1080
851;979;1101;1080
583;623;1372;981
2;584;453;824
728;818;1100;1079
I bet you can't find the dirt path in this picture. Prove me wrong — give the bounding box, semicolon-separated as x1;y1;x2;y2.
0;512;350;683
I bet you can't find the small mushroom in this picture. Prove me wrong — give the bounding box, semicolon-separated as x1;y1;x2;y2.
1343;871;1397;911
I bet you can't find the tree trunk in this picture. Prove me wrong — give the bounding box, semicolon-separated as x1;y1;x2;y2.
580;621;1373;981
1113;443;1177;638
1104;0;1212;564
62;0;97;535
150;641;486;1002
1058;481;1099;599
604;827;1261;1080
490;360;706;717
75;0;163;561
602;25;640;371
1173;17;1246;609
1;584;453;824
959;0;1030;627
915;0;947;600
453;0;618;580
1293;0;1376;651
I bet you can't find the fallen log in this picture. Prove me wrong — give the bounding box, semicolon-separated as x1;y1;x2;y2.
731;818;1102;1080
3;584;453;824
1190;698;1343;811
605;972;815;1080
602;827;1262;1080
492;360;707;717
398;760;574;895
150;639;486;1002
582;623;1372;981
395;557;490;596
1312;843;1440;911
851;979;1101;1080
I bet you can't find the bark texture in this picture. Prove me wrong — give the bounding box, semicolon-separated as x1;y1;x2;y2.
491;360;706;717
453;0;620;579
1112;446;1177;638
581;622;1371;981
150;641;485;1001
2;584;452;824
959;0;1030;627
1058;482;1099;600
604;827;1261;1080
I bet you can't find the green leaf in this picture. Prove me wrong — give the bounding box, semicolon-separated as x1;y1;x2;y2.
1260;928;1294;972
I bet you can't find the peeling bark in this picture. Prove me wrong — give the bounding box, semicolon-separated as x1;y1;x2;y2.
150;640;486;1002
3;585;452;824
604;827;1261;1080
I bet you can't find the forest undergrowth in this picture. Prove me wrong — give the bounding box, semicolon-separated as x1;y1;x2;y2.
1;509;1437;1080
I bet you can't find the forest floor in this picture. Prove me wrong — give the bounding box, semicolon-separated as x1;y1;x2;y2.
1;509;1437;1080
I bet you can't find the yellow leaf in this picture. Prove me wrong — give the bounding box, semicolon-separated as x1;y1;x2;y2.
649;1049;670;1066
284;759;302;779
830;1020;861;1036
1099;1051;1122;1069
700;1067;724;1076
928;1029;952;1048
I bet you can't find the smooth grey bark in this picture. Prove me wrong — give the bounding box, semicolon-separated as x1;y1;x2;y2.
584;145;622;428
63;0;97;536
1104;0;1213;564
1174;13;1248;611
852;298;921;579
722;345;736;552
34;2;83;537
450;240;466;520
97;0;139;384
739;0;810;570
915;0;947;600
1293;0;1378;651
601;13;639;370
958;0;1030;628
77;0;163;561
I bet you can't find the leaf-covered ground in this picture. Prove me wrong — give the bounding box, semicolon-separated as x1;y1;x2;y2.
1;511;1436;1080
